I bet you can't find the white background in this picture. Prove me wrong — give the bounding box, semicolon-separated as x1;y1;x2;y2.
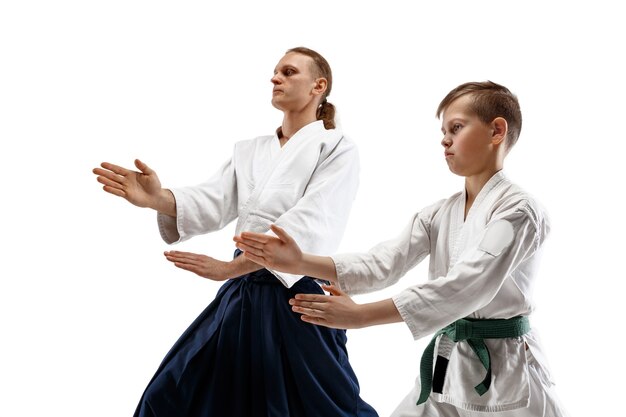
1;1;624;416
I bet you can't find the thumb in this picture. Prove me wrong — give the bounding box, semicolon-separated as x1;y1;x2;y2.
322;284;346;297
270;224;293;243
135;159;155;175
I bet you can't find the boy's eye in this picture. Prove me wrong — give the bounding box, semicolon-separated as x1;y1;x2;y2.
452;123;462;133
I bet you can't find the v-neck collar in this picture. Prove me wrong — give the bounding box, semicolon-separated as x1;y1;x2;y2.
449;170;506;265
463;170;506;223
273;120;325;151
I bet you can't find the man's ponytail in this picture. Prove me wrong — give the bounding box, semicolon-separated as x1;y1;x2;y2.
316;99;336;129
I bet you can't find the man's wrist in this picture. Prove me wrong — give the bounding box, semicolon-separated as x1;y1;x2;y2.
153;189;176;217
228;256;262;279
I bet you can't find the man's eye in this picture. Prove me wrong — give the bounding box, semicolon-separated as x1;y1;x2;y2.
284;69;295;76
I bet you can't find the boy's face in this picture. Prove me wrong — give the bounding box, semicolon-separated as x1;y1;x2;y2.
440;95;496;177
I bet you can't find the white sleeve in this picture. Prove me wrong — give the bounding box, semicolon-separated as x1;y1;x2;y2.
268;141;360;288
157;156;239;244
331;205;438;295
392;204;546;340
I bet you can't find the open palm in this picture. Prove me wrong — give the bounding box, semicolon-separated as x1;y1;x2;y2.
93;159;162;208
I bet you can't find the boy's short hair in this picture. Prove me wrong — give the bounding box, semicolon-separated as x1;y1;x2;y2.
436;81;522;151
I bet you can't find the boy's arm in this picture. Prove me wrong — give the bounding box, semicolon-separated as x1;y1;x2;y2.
235;224;339;282
235;205;441;293
290;284;403;329
394;206;546;340
331;207;437;295
290;205;545;333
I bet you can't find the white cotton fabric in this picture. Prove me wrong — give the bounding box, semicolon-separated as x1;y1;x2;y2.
157;120;359;287
478;219;514;256
333;171;567;415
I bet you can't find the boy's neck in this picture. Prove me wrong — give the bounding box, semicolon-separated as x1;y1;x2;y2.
463;167;502;218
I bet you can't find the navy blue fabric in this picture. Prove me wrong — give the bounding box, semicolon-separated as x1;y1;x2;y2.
133;260;378;417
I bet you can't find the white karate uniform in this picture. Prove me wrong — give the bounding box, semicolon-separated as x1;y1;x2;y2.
157;120;359;288
333;171;568;416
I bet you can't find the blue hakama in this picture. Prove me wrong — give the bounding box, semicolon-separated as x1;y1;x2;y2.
134;255;378;417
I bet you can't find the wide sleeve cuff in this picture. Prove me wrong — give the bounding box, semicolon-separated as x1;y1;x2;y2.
332;253;371;295
156;188;186;244
157;213;179;244
392;291;424;340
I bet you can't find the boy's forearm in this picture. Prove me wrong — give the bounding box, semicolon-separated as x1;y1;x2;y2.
359;299;404;328
300;253;339;283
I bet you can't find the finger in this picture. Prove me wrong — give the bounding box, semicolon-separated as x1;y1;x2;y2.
165;250;197;258
172;262;200;274
270;224;293;243
93;168;125;184
164;251;188;261
291;305;325;318
135;159;155;175
100;162;131;176
233;237;266;251
234;242;266;257
242;251;267;266
164;252;184;263
234;242;255;255
96;175;125;190
322;284;346;297
290;299;327;310
239;232;271;244
294;293;329;302
301;315;342;329
102;185;126;198
299;314;333;328
164;253;203;266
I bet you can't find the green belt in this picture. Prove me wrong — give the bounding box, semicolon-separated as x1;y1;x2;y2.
416;316;530;405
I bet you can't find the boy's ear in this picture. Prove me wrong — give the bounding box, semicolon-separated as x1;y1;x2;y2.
491;117;508;146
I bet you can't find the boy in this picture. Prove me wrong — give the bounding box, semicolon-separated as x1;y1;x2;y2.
234;81;568;416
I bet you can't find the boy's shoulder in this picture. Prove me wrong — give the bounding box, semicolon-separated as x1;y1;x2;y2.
491;175;550;229
497;175;544;207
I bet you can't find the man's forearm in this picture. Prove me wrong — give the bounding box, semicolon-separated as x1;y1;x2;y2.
151;189;177;217
228;254;264;278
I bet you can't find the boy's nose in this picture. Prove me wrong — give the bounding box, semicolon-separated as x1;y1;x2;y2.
441;136;452;147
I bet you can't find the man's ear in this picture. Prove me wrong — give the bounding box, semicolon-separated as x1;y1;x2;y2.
491;117;508;146
312;77;328;97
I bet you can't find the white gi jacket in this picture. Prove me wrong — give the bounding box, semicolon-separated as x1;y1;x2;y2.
158;120;359;288
333;171;555;412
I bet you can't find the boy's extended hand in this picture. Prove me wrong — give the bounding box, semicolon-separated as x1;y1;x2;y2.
233;224;304;275
289;284;364;330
